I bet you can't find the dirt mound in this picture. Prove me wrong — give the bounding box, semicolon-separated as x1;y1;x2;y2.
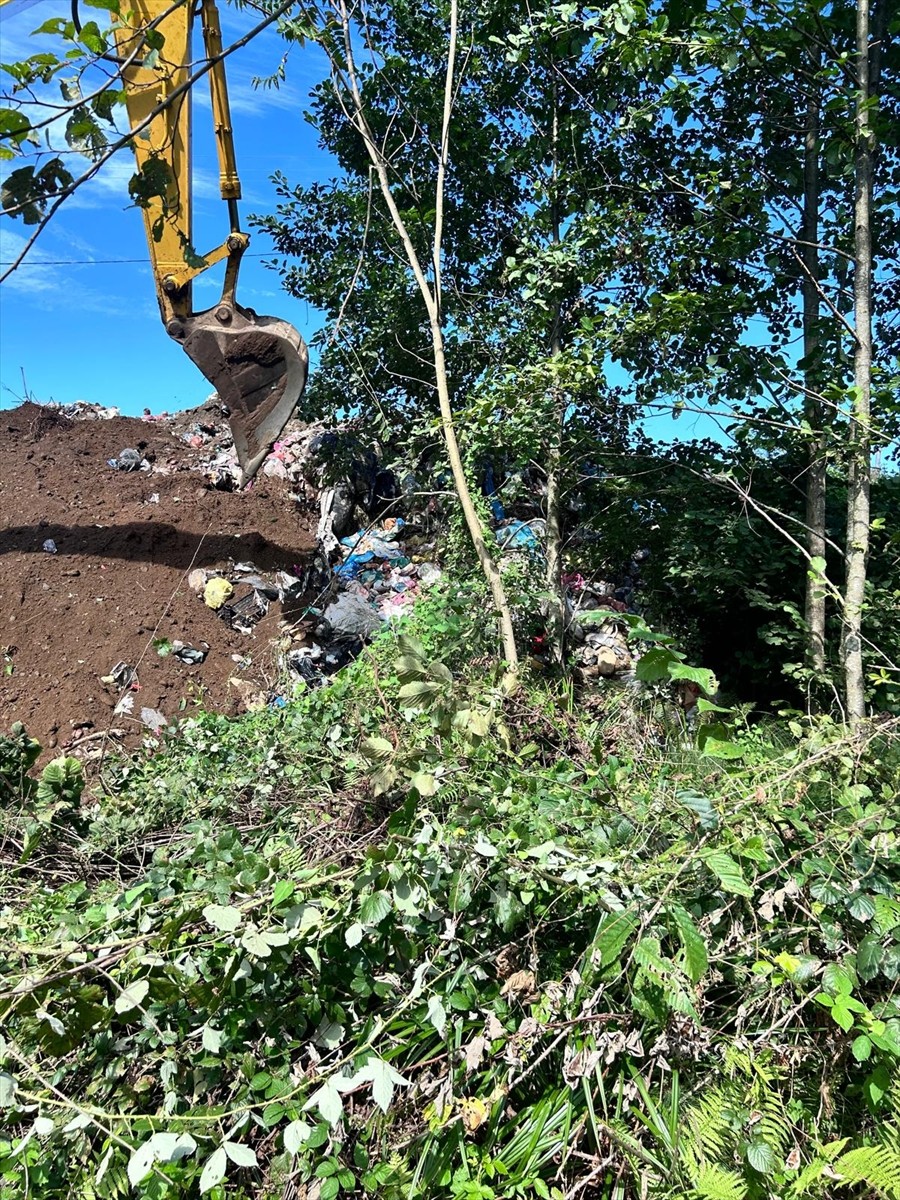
0;402;317;764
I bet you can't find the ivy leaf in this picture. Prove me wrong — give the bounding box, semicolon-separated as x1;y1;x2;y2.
314;1018;344;1049
203;903;242;932
356;1056;409;1113
305;1077;345;1126
114;978;149;1015
199;1146;228;1193
224;1141;257;1167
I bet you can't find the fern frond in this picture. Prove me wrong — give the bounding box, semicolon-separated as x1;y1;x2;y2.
693;1164;748;1200
833;1146;900;1199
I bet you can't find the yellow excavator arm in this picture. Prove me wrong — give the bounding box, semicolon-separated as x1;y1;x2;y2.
0;0;308;478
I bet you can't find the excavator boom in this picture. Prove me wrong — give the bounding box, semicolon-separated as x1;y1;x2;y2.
110;0;308;479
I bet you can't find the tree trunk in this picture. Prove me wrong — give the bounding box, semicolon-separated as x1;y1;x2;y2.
843;0;874;722
801;66;827;696
543;82;567;665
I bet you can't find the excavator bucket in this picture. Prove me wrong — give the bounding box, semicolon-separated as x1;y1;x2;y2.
179;304;309;482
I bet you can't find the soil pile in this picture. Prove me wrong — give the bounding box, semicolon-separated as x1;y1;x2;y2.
0;401;317;762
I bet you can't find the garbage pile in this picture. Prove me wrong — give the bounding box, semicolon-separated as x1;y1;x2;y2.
284;519;442;691
167;518;442;703
493;514;647;686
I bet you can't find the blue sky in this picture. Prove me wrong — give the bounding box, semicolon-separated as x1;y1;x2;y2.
0;3;792;452
0;0;333;415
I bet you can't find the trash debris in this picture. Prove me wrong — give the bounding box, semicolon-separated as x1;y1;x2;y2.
219;588;268;634
140;706;168;734
108;448;148;472
187;568;209;593
497;519;545;554
103;661;138;689
171;640;209;665
204;578;234;609
323;592;385;640
42;539;58;554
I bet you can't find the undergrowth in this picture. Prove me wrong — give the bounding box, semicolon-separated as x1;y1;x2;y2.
1;589;899;1199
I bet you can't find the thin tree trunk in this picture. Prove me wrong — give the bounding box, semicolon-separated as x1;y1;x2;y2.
801;67;827;695
843;0;874;722
331;0;519;685
544;87;567;665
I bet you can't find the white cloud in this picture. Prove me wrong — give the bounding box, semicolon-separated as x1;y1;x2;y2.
0;225;133;315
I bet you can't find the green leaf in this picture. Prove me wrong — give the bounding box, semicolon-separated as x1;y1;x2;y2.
203;903;242;932
345;922;364;947
427;994;447;1035
397;680;442;704
410;771;438;796
856;933;884;981
360;735;392;761
114;978;149;1015
851;1035;872;1062
670;904;708;983
240;927;273;958
284;1119;312;1154
127;1140;156;1187
595;910;638;967
746;1139;776;1174
202;1025;223;1054
199;1146;228;1193
667;662;717;693
821;963;855;995
864;1063;890;1107
0;1072;17;1107
320;1178;340;1200
704;851;753;898
224;1141;257;1167
636;647;678;682
359;890;392;926
273;879;295;906
830;1000;855;1032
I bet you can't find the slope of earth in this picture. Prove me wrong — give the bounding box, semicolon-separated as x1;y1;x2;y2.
0;402;316;762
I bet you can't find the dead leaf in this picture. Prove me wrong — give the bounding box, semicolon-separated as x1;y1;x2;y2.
459;1097;490;1134
462;1035;488;1073
500;970;538;1002
484;1012;505;1041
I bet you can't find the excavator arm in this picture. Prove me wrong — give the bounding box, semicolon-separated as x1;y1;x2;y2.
108;0;308;478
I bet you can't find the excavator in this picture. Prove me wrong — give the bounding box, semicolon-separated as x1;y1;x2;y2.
4;0;309;480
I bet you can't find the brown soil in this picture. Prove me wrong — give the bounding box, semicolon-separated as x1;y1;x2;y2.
0;402;317;764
